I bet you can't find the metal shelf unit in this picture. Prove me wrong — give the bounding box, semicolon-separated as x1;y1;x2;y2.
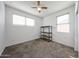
40;26;52;42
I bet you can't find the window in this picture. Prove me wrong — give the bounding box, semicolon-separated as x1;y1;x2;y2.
26;18;35;26
57;14;70;32
13;14;25;25
13;14;35;26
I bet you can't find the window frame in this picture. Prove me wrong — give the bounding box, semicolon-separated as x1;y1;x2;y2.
13;14;26;26
56;13;70;33
25;17;35;26
12;14;35;27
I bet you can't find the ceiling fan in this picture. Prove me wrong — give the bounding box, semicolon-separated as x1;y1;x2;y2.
32;1;48;13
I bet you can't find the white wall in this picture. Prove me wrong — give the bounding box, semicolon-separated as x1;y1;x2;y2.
78;1;79;56
43;6;75;47
74;1;78;51
5;5;43;47
0;2;5;55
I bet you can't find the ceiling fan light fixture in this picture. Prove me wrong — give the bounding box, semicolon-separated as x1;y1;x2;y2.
32;1;48;13
37;7;42;13
37;7;42;11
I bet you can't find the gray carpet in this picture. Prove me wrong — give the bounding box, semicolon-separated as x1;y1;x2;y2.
2;39;78;58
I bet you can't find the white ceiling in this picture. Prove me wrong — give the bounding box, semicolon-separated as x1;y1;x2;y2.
4;1;75;18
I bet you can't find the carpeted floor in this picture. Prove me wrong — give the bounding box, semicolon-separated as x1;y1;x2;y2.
1;39;78;58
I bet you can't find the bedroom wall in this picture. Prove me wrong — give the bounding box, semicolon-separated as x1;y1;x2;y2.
78;2;79;56
0;2;6;55
74;1;78;51
43;5;75;47
5;5;43;47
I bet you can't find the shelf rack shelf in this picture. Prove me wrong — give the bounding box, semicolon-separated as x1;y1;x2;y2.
40;26;52;42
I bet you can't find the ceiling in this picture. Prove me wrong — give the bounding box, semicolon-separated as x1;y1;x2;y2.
4;1;75;18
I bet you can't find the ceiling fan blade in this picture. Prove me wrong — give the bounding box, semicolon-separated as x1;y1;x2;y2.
41;7;48;9
37;1;40;6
